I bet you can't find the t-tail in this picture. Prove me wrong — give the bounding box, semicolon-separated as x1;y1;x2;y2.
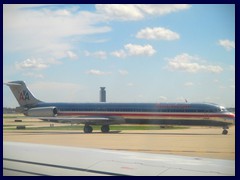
4;81;41;108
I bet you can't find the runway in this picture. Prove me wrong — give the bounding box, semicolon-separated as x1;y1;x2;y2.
3;117;235;160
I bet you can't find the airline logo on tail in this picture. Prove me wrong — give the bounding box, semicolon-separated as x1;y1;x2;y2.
19;90;30;101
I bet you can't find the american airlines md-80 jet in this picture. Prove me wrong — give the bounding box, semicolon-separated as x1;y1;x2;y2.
4;81;235;134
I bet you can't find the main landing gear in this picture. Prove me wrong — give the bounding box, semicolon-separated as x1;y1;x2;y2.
101;125;110;133
84;125;93;133
83;125;110;133
222;126;229;135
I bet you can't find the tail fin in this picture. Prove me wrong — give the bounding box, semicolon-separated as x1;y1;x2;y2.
4;81;41;107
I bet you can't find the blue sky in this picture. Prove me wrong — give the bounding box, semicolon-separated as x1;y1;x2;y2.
3;4;235;108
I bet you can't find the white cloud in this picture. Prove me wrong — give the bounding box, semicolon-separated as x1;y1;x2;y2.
184;82;194;87
93;51;107;59
4;4;51;9
85;50;107;59
158;96;167;101
4;4;189;65
15;58;62;71
96;4;190;21
15;58;49;70
96;4;143;21
166;53;223;73
206;65;223;73
111;50;127;58
86;69;111;76
218;39;235;51
46;58;62;65
111;44;156;58
51;9;71;16
118;70;129;75
136;4;191;15
66;51;77;59
136;27;180;40
124;44;156;56
4;5;111;60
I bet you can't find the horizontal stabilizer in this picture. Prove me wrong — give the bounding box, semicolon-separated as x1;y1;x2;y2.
4;82;22;86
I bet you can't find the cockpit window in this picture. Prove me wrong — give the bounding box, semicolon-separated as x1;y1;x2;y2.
220;106;227;112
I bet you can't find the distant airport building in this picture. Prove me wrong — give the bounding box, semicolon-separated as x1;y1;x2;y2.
100;87;106;102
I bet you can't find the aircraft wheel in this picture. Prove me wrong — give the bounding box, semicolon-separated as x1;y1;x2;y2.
222;129;228;135
84;125;93;133
101;125;110;133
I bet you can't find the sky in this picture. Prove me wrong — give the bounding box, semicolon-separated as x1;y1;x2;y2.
3;4;235;108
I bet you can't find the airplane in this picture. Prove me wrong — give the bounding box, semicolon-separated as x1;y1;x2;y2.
4;81;235;134
3;142;235;176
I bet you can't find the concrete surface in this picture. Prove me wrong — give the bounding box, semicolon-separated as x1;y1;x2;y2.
3;117;235;160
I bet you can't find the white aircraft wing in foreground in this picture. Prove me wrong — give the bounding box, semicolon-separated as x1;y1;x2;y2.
3;142;234;176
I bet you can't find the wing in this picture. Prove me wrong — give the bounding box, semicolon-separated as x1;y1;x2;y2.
39;116;125;125
3;142;235;176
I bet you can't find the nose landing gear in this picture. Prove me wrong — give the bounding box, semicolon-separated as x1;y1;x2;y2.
222;126;229;135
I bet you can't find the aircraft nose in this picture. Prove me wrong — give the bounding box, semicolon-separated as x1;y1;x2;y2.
227;113;235;122
230;113;235;119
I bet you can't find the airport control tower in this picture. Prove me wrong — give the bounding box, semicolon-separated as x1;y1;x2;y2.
100;87;106;102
